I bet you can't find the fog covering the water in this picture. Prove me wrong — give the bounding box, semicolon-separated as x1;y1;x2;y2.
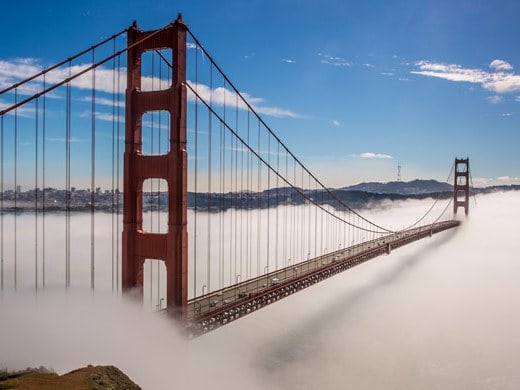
1;191;519;389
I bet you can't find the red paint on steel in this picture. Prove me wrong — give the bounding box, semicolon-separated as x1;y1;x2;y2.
454;158;470;216
122;16;188;317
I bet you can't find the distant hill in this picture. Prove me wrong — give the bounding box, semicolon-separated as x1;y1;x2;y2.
0;365;141;389
341;179;453;195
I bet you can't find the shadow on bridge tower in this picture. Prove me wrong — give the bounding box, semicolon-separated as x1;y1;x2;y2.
453;158;470;216
122;15;188;317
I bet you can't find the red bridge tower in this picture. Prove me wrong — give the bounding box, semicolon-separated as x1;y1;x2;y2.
122;16;188;316
453;158;470;216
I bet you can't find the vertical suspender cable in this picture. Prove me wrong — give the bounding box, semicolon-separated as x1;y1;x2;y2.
157;56;162;304
266;132;270;273
116;55;121;293
0;115;3;292
221;83;226;287
14;89;18;290
246;110;250;279
307;174;312;258
256;119;261;278
193;44;199;297
284;150;288;268
91;51;96;291
35;98;39;292
292;158;296;262
42;74;46;288
218;120;223;288
239;110;244;281
275;142;279;271
111;39;116;293
14;88;18;290
234;120;239;281
234;99;239;284
149;52;155;306
65;63;71;288
206;64;213;293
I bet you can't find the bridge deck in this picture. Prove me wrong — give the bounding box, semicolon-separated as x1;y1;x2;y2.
186;220;460;335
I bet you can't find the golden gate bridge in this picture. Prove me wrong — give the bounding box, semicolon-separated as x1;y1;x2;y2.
0;15;470;336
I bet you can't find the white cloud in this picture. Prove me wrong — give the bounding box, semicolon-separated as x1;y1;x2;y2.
356;152;393;159
381;72;394;76
319;53;352;67
516;96;520;102
411;60;520;94
0;98;36;117
186;81;301;119
47;137;86;143
363;63;375;68
282;59;296;64
487;95;502;104
0;57;299;120
497;175;520;182
332;119;341;127
489;59;513;71
0;58;126;98
79;96;125;107
472;176;520;186
500;112;513;117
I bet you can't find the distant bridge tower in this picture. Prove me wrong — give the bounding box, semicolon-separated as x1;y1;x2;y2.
453;158;470;216
122;15;188;316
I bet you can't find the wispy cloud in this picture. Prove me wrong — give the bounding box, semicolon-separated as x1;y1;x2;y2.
487;95;503;104
186;81;301;119
489;59;513;71
318;53;352;67
0;98;36;117
332;119;341;127
355;152;393;159
381;72;394;76
472;176;520;186
497;175;520;182
500;112;513;117
363;63;375;68
282;59;296;64
411;60;520;93
47;137;86;143
78;96;124;107
80;111;124;123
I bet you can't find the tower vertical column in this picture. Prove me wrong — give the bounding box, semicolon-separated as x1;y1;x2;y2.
122;16;188;317
453;158;470;216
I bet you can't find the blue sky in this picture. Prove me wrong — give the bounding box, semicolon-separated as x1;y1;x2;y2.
1;0;519;188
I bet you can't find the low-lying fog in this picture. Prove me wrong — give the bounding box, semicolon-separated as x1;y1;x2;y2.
1;191;519;389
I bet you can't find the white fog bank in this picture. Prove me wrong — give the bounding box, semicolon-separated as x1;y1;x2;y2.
1;191;519;389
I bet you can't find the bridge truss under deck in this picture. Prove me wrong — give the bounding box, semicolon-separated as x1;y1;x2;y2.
186;220;459;336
